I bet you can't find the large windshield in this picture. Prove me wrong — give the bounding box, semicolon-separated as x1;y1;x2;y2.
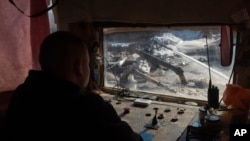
103;26;234;101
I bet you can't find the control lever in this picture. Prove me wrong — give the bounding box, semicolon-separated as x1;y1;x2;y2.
152;108;158;126
145;107;160;129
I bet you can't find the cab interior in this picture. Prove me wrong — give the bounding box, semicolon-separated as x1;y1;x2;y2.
1;0;250;140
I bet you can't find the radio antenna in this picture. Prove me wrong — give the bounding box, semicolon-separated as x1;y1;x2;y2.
206;35;219;109
205;36;212;88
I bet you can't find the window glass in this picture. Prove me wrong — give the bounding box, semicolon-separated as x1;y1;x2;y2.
48;1;57;32
103;26;234;101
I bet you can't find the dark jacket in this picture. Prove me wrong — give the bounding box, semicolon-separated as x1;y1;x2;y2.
3;70;142;141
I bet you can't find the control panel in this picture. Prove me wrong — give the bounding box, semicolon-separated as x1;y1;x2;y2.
102;94;199;141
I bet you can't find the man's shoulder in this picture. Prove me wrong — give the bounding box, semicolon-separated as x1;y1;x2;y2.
76;91;105;106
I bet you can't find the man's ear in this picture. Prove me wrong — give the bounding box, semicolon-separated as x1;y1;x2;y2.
74;58;83;76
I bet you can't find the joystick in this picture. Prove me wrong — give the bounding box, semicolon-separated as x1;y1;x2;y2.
145;107;160;129
152;108;158;126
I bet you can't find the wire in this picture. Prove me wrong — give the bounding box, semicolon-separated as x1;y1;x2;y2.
227;31;246;84
9;0;58;18
219;31;247;105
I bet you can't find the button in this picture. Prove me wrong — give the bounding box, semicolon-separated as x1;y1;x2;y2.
153;107;159;111
158;114;164;119
123;107;130;114
171;116;178;122
177;109;185;114
164;107;171;112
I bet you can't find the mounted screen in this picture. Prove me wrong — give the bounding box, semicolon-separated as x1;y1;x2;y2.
103;26;234;101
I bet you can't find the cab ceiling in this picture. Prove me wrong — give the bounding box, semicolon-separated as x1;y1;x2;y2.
53;0;250;25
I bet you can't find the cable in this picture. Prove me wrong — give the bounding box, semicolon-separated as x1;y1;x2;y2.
9;0;58;18
227;31;246;84
219;31;247;105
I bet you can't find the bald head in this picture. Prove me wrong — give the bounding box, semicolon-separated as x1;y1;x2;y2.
39;31;90;87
